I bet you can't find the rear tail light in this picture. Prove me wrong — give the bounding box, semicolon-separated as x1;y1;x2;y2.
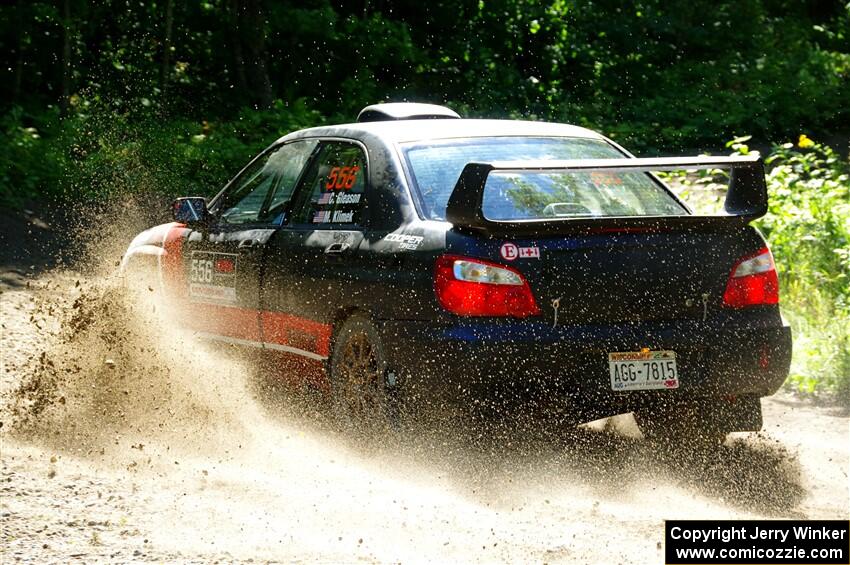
434;255;541;317
723;247;780;308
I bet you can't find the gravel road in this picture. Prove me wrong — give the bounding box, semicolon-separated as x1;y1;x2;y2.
1;264;848;564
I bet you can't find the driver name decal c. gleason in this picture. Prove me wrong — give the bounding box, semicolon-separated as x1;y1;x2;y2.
317;192;361;206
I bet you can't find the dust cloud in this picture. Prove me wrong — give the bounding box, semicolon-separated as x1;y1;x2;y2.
1;211;847;563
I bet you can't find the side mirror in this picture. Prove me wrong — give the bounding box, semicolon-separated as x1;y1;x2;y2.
171;197;209;225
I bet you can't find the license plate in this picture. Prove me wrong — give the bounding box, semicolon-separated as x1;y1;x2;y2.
609;350;679;391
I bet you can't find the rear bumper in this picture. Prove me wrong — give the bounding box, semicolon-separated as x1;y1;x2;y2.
378;318;792;412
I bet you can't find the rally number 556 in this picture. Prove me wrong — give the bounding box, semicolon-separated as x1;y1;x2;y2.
190;258;213;283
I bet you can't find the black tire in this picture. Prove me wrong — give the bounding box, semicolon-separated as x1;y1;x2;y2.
329;313;393;432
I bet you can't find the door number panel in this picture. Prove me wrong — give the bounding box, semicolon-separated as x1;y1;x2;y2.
188;251;239;305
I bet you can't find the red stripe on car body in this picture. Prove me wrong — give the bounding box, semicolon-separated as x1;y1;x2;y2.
184;303;263;343
182;303;331;359
261;311;332;358
161;223;188;298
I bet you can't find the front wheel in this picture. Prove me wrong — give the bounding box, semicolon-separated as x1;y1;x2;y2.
329;314;393;432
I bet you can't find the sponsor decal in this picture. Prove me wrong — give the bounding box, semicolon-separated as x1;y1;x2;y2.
189;283;237;303
384;233;424;250
500;242;518;260
500;242;540;261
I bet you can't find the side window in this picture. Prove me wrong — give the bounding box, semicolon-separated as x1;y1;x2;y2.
291;142;367;227
259;139;318;224
217;139;318;226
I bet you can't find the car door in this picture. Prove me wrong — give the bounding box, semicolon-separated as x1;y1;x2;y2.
260;140;369;362
181;139;318;344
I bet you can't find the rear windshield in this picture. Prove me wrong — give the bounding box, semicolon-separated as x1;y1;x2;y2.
401;137;687;221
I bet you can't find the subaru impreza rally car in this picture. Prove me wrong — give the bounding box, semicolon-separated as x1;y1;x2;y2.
122;102;792;441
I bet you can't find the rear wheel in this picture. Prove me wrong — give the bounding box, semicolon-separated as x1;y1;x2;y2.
329;314;392;431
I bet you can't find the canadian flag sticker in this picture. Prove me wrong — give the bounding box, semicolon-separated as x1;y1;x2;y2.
519;246;541;259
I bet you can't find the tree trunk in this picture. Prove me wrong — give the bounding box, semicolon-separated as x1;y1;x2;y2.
228;0;248;103
59;0;72;115
11;0;24;104
160;0;174;95
238;0;274;109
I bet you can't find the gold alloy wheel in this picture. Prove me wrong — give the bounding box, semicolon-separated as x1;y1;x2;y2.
336;331;384;417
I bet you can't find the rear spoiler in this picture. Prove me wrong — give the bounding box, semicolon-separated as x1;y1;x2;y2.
445;155;767;236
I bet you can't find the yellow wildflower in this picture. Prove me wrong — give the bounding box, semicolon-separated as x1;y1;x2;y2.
798;134;815;148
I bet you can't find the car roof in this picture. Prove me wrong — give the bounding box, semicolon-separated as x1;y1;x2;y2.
277;118;605;145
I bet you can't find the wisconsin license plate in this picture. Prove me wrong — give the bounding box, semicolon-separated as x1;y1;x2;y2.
609;350;679;391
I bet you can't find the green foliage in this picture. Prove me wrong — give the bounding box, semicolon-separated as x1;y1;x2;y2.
759;138;850;312
0;107;65;207
671;138;850;401
0;0;848;401
755;138;850;402
0;98;324;208
2;1;848;151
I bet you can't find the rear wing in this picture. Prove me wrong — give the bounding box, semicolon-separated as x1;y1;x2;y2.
445;155;767;236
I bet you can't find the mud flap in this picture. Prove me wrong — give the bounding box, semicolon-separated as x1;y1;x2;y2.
635;395;763;439
705;395;763;433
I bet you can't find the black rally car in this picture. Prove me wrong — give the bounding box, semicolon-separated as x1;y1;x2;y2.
122;102;792;439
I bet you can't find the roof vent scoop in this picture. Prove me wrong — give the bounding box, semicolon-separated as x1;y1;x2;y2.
357;102;461;123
